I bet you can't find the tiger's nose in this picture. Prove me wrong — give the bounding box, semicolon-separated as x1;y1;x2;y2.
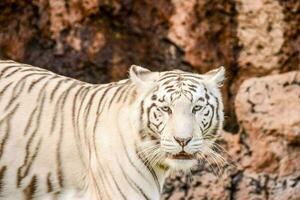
174;136;193;147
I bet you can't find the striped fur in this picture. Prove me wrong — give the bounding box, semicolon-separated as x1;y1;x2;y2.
0;61;225;199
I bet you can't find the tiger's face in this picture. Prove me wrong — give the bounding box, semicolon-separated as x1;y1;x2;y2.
130;66;224;171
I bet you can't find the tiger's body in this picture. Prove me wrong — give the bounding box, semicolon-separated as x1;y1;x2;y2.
0;60;225;200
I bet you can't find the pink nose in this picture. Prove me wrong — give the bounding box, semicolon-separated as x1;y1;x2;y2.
174;136;192;147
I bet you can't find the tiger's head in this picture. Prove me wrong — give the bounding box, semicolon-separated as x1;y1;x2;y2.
130;65;225;171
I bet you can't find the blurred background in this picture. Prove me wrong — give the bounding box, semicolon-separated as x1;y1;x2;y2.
0;0;299;199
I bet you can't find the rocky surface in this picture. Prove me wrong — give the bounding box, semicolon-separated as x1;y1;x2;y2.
237;0;285;73
0;0;299;199
236;71;300;146
234;71;300;199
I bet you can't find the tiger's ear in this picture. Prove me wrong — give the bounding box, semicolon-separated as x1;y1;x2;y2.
205;66;225;87
129;65;158;93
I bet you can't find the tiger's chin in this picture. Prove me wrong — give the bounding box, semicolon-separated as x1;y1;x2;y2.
164;158;197;171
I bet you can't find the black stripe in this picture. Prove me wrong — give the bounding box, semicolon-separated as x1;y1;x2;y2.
160;72;180;76
182;74;203;79
116;84;130;103
50;82;78;134
92;85;115;134
205;104;214;131
23;175;38;199
108;84;127;109
17;139;42;187
83;86;106;133
158;74;179;82
28;75;50;92
17;93;46;186
0;166;7;195
47;173;53;192
170;91;181;103
60;82;78;110
0;82;14;97
213;95;220;121
0;104;19;159
3;68;23;78
4;77;26;111
23;107;38;136
182;90;194;102
122;85;135;103
50;79;70;101
56;111;64;187
0;118;10;160
72;85;86;141
20;67;49;73
0;65;19;77
160;78;176;86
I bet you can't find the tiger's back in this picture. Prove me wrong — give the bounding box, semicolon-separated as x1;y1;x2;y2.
0;60;93;199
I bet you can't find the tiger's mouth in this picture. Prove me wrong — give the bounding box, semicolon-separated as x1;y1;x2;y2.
169;152;196;160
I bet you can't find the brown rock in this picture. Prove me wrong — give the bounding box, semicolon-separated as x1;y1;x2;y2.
236;0;285;73
87;32;106;59
235;172;269;200
236;71;300;144
279;149;300;177
82;0;99;15
167;0;197;53
234;172;300;200
269;172;300;200
235;71;300;176
278;0;300;73
167;0;237;74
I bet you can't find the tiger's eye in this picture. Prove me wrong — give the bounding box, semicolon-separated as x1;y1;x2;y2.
161;106;172;114
192;105;203;113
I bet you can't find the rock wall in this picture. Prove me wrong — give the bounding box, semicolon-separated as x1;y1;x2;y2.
0;0;299;199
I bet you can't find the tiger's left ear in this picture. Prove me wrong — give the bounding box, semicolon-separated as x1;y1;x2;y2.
205;66;225;87
129;65;159;93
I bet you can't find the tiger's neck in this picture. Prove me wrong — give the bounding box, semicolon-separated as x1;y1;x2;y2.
76;82;168;200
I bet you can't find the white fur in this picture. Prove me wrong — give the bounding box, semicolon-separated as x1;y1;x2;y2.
0;61;225;200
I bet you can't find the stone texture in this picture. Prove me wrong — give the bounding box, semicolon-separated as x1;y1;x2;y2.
0;0;299;199
232;171;300;200
235;71;300;145
234;71;300;198
167;0;237;73
236;0;285;73
231;0;297;101
278;0;300;73
1;0;178;84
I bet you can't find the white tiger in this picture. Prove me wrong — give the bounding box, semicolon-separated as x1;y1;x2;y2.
0;60;225;200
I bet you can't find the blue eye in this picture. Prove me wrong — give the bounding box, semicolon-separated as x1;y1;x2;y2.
192;105;203;113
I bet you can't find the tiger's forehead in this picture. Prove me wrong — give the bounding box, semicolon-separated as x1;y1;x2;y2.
153;71;208;103
157;71;205;89
158;71;203;82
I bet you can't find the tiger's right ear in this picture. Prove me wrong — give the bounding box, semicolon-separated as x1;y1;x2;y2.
129;65;158;93
205;66;225;87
